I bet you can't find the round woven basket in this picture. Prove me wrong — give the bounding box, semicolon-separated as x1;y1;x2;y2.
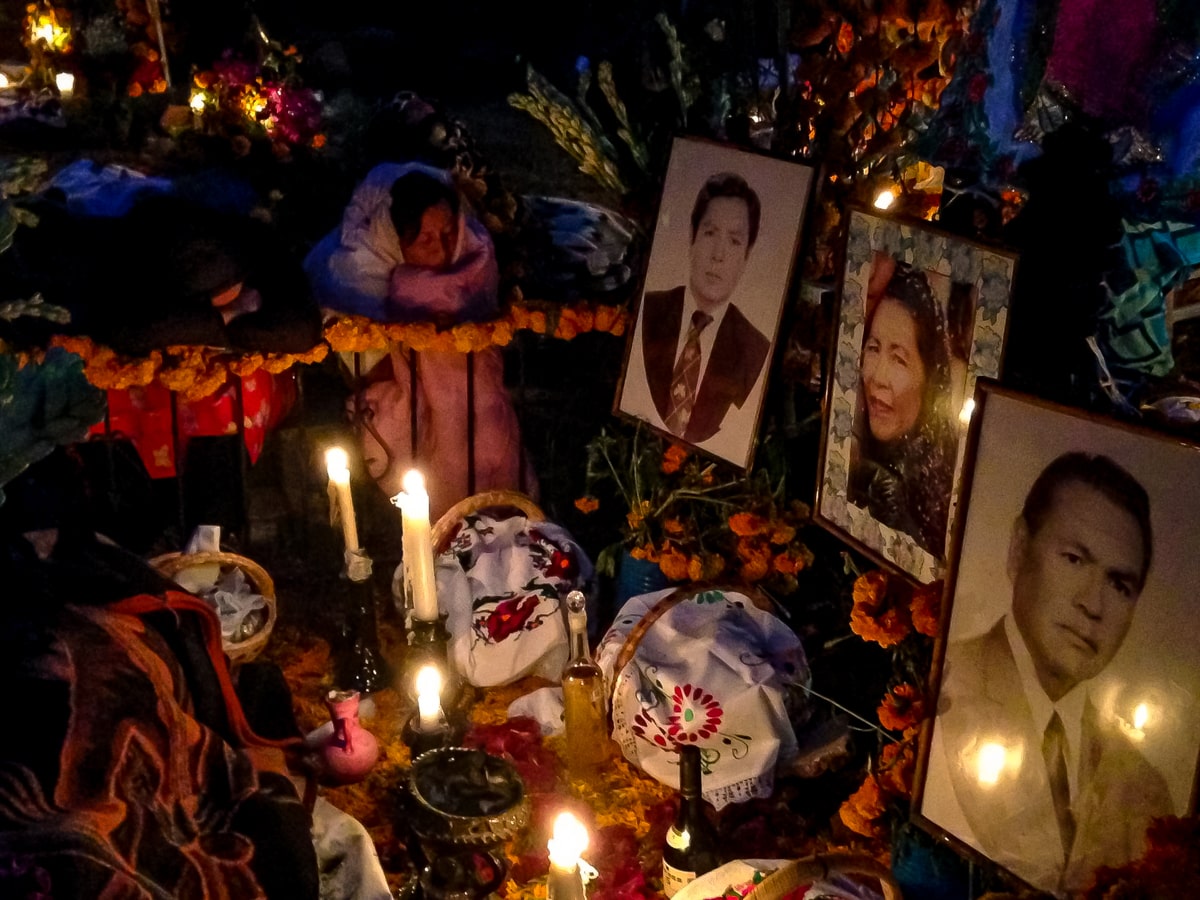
150;551;277;665
612;582;774;677
431;490;545;554
750;852;904;900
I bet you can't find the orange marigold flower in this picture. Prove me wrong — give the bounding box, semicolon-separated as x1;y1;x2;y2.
662;518;686;536
150;78;167;94
687;555;704;582
911;580;943;638
850;603;911;648
658;543;689;581
729;512;769;537
878;740;916;798
877;684;927;733
626;499;651;531
838;775;888;838
574;496;599;514
127;82;144;97
311;133;327;149
773;552;800;575
661;444;688;474
593;305;623;334
852;570;888;612
553;312;579;341
737;540;773;582
741;555;770;583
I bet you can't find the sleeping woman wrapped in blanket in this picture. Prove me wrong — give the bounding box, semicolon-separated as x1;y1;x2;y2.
305;162;536;519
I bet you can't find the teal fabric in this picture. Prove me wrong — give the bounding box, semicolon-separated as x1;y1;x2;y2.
1099;218;1200;376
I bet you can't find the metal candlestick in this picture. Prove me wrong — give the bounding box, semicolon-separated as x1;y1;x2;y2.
333;549;392;695
400;711;461;758
405;612;468;715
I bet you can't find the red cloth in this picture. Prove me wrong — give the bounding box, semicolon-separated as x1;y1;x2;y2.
88;369;297;478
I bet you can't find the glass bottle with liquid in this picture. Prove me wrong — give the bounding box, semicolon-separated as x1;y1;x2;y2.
662;744;721;897
561;590;608;781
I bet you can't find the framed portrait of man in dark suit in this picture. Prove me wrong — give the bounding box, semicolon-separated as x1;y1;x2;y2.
614;136;814;469
914;381;1200;896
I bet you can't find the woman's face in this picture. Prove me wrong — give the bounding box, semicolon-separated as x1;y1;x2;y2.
399;200;456;268
861;297;926;442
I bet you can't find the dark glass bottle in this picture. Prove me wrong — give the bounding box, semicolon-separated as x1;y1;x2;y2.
661;744;721;897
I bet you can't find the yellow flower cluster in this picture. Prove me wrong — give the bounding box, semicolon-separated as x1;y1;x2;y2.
48;335;328;401
41;298;614;401
323;300;628;354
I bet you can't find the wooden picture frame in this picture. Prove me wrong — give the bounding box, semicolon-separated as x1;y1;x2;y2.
913;380;1200;895
814;208;1017;583
613;135;814;470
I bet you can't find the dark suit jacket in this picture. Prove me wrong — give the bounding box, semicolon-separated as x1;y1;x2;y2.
936;620;1172;895
641;286;770;444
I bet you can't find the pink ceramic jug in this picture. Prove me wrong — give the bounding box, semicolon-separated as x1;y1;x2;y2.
320;689;380;784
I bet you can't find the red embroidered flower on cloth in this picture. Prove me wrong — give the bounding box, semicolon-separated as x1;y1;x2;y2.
482;594;540;642
668;684;723;743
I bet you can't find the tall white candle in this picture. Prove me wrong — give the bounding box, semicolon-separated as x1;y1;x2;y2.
415;665;443;732
394;469;438;621
325;447;359;555
547;812;588;900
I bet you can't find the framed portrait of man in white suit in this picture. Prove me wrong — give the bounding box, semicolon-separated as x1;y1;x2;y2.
914;380;1200;896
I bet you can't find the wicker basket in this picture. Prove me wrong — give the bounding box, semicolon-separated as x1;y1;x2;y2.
750;852;904;900
150;551;277;665
431;490;545;554
611;582;774;677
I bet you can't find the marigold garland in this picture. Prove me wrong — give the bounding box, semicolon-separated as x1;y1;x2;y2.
323;299;628;355
37;296;615;400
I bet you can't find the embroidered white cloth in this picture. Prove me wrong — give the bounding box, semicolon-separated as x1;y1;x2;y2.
435;513;593;687
597;588;808;810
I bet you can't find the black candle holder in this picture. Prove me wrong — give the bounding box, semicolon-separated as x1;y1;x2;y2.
404;613;469;714
332;551;393;695
400;711;461;759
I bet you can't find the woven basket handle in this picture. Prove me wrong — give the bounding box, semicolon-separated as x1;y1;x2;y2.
751;852;903;900
611;582;773;678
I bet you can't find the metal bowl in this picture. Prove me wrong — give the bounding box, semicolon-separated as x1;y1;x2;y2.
406;747;531;849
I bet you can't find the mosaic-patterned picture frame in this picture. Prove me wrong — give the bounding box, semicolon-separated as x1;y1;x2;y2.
814;208;1016;583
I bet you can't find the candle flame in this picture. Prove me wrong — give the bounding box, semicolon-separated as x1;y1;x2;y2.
55;72;74;94
548;812;588;868
416;665;441;698
1133;703;1149;730
0;74;9;88
402;469;426;495
325;446;349;477
873;187;897;210
959;397;975;425
189;91;206;111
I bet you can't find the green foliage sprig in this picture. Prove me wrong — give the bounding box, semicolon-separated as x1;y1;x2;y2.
508;65;628;196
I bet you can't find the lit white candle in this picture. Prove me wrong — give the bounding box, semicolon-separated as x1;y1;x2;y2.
325;447;360;555
392;469;438;621
547;812;588;900
415;665;443;732
0;73;10;89
55;72;74;95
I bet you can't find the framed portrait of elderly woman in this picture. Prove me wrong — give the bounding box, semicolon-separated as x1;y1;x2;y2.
814;209;1017;583
614;136;815;470
913;381;1200;895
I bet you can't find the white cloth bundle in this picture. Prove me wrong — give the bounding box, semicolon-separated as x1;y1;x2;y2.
597;587;808;809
